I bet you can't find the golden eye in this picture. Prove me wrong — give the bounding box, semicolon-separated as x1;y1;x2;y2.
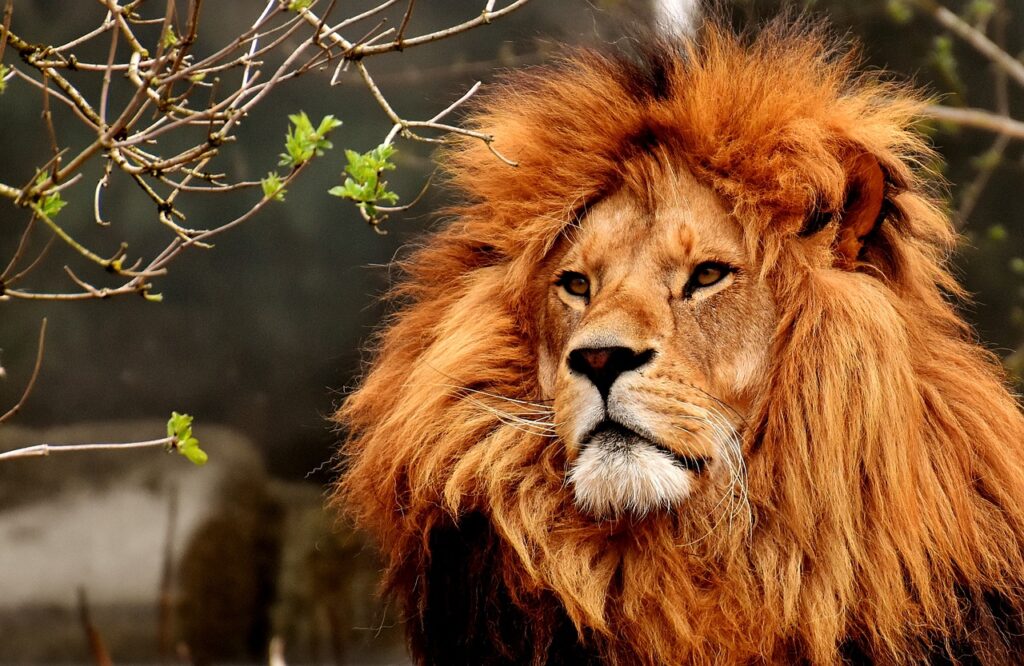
558;272;590;298
695;265;724;286
684;262;732;298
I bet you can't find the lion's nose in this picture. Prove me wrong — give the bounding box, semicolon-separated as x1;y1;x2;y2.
567;346;654;398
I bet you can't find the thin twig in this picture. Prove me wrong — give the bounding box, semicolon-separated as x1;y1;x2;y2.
40;77;62;170
915;0;1024;89
0;0;13;63
6;235;56;286
0;436;176;461
376;170;434;213
429;80;482;123
53;17;114;53
344;0;531;56
93;162;112;226
242;0;277;89
395;0;416;47
78;588;113;666
955;3;1011;228
3;285;146;301
98;24;120;124
0;318;47;424
923;104;1024;139
1;211;38;281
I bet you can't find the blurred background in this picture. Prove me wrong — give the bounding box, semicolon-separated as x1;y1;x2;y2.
0;0;1022;663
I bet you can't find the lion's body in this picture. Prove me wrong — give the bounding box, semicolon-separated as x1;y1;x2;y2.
335;18;1024;666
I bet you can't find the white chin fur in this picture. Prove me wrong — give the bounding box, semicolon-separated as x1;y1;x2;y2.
569;441;693;518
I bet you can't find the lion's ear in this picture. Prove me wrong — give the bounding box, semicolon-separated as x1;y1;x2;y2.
835;152;886;264
802;151;888;266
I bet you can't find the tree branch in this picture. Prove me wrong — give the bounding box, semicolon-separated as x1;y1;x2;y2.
915;0;1024;89
0;436;176;462
923;105;1024;139
0;318;47;425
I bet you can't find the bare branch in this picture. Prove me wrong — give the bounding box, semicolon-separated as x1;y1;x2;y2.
396;0;417;46
0;318;47;425
429;81;482;124
924;104;1024;140
5;234;55;287
0;0;532;304
915;0;1024;89
954;4;1012;228
77;588;113;666
0;436;175;461
0;0;13;63
1;211;39;281
346;0;531;56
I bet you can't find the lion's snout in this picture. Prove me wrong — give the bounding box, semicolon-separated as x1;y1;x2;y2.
566;344;654;398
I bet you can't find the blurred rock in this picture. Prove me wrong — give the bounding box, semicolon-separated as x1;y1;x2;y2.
0;421;405;663
270;480;406;665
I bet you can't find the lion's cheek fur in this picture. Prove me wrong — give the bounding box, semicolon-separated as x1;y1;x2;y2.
705;284;777;410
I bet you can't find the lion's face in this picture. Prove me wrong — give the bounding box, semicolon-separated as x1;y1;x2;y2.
538;170;777;518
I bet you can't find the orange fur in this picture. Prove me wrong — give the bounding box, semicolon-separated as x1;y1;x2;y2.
334;18;1024;665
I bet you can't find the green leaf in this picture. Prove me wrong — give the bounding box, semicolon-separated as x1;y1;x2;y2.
886;0;913;24
930;35;964;96
167;412;208;466
261;171;287;202
0;64;8;95
161;27;179;49
965;0;996;23
40;192;66;219
318;115;343;136
987;225;1008;242
288;0;313;10
167;411;192;439
279;111;343;168
1011;305;1024;329
331;143;400;226
33;172;67;219
970;148;1002;171
179;438;208;465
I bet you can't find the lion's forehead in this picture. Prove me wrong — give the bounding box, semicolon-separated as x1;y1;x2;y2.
568;173;747;285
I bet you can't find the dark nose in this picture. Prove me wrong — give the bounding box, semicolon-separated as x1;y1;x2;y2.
567;346;654;398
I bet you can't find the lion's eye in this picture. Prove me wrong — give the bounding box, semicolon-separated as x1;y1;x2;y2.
684;262;732;297
557;272;590;298
694;264;724;286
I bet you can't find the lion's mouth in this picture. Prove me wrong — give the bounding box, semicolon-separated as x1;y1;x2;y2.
583;420;710;474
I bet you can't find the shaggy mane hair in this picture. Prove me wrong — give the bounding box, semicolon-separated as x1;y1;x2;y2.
334;17;1024;665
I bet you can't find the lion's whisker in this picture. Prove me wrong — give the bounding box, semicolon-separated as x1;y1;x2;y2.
694;411;747;517
445;383;556;411
463;396;561;438
671;408;752;540
674;381;748;425
669;420;741;543
690;405;752;531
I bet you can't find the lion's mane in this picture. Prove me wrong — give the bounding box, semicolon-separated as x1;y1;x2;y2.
334;18;1024;665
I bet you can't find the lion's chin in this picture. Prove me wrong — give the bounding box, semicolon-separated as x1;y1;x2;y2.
568;427;696;518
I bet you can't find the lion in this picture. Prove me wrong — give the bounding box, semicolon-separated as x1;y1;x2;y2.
333;16;1024;666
